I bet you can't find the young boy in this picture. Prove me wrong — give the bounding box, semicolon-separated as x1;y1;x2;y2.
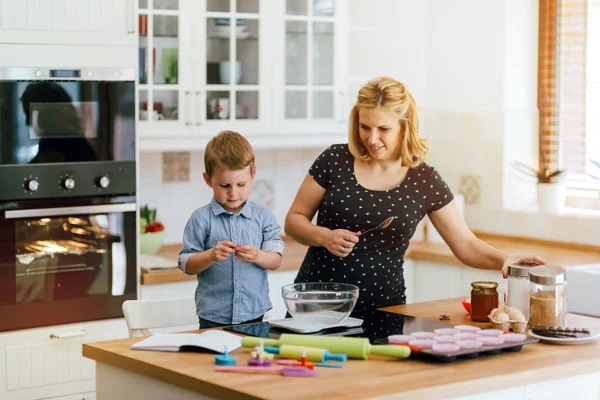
178;130;284;329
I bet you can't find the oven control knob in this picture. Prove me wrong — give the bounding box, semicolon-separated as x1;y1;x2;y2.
25;179;39;192
96;175;110;189
63;177;75;190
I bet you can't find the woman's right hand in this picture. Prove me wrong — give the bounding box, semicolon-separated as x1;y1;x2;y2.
324;229;360;258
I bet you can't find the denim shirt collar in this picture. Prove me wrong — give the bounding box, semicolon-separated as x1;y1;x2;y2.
209;197;253;219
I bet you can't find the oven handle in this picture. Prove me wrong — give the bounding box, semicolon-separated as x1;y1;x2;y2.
5;203;137;219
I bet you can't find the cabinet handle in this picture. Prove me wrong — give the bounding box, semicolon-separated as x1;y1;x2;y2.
185;91;193;126
195;91;204;126
49;330;87;339
126;0;136;34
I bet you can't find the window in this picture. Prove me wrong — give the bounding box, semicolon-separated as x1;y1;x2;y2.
538;0;600;210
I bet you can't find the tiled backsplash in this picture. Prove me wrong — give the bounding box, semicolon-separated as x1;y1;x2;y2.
139;147;325;244
422;108;600;246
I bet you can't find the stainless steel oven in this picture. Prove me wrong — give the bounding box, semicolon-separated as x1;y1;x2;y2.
0;67;137;332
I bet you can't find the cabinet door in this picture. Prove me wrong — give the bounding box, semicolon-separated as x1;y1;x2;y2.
413;261;463;303
191;0;271;136
0;0;137;46
137;0;194;137
403;259;415;304
0;319;127;400
272;0;348;136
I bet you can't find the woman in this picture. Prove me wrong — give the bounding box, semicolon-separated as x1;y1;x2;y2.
285;76;546;309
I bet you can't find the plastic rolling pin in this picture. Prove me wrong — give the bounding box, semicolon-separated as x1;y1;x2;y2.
263;345;347;362
241;334;411;359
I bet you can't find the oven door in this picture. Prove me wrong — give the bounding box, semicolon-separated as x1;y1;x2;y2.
0;197;137;332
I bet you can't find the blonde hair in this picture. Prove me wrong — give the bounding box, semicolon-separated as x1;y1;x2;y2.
348;77;428;168
204;130;256;177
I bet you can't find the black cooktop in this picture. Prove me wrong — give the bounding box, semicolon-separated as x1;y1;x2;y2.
224;309;539;363
224;309;453;342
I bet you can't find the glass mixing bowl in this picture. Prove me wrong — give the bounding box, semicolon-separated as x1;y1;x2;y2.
281;282;360;325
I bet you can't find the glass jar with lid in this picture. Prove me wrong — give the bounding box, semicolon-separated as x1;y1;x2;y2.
529;265;567;327
471;281;499;322
507;264;531;319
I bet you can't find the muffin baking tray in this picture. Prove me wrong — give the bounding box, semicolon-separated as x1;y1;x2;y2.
375;326;539;363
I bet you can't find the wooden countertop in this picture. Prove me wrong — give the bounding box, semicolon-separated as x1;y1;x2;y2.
141;233;600;285
83;298;600;399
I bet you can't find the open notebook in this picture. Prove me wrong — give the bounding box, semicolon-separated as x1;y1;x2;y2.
131;330;242;353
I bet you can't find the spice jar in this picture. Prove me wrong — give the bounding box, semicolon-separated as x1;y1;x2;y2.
529;265;567;328
507;264;531;319
471;281;499;322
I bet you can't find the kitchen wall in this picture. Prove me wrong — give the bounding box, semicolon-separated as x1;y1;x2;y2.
347;0;600;247
140;0;600;247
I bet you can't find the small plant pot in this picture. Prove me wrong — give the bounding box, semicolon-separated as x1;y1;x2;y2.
536;182;566;214
140;230;166;255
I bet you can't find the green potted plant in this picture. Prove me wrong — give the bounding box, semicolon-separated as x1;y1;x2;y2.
513;162;567;214
139;205;165;255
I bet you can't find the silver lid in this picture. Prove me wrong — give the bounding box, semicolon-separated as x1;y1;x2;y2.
508;264;531;278
529;265;566;285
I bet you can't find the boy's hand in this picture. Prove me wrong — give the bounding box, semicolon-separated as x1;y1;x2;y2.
234;245;259;262
211;241;237;262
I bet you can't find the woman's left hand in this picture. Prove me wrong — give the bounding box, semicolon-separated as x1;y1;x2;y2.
501;254;547;278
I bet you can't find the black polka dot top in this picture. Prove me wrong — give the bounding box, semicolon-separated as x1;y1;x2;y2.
294;144;454;309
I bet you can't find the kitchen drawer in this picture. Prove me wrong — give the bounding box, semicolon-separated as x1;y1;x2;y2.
0;318;127;400
48;391;96;400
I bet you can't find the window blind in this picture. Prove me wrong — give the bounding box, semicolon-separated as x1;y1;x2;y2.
538;0;589;176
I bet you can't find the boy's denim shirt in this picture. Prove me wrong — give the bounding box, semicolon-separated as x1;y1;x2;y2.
178;197;285;324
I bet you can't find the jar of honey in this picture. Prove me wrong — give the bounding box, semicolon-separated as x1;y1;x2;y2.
471;281;499;322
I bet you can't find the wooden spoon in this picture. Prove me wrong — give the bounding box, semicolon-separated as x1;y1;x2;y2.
361;216;395;235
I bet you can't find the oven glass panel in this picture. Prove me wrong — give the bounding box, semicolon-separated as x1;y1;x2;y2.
15;213;129;303
0;80;135;164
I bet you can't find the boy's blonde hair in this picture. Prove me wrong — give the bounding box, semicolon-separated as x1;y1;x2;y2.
204;130;256;177
348;76;428;168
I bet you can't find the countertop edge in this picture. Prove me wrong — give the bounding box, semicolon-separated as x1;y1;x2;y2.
82;344;257;400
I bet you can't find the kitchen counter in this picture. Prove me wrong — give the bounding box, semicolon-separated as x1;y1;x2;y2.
140;237;308;285
141;233;600;285
83;298;600;400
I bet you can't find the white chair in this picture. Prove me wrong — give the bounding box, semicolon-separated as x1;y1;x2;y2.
122;297;198;337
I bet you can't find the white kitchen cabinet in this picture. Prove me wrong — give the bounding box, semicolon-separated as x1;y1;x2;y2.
0;318;127;400
264;269;298;320
271;0;348;135
454;372;600;400
402;258;415;304
139;279;197;300
411;260;508;304
413;260;464;303
137;0;348;151
0;0;137;47
49;392;96;400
